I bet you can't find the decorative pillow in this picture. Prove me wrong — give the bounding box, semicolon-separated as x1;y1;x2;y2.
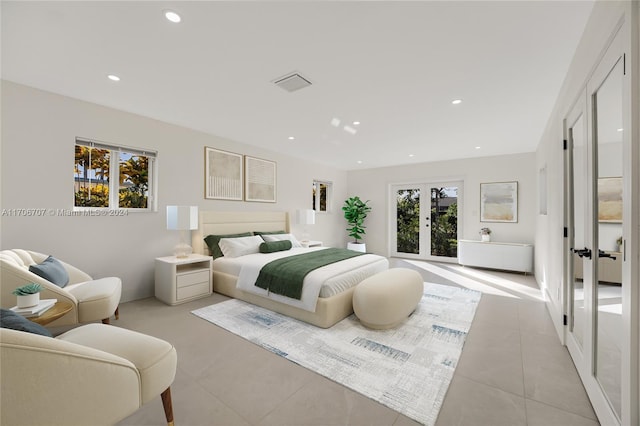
218;235;265;258
0;309;52;337
259;240;292;254
261;233;302;248
254;230;286;236
29;256;69;288
204;232;253;259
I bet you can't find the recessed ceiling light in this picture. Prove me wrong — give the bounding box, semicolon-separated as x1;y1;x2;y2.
107;74;120;81
164;10;181;23
617;128;624;132
409;154;415;157
357;160;362;164
353;121;360;126
331;118;341;127
288;136;295;140
475;146;481;149
452;99;462;105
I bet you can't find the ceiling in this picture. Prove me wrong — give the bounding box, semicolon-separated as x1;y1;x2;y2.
1;1;595;171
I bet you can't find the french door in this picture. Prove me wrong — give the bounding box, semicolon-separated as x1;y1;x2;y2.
390;181;462;261
564;25;637;425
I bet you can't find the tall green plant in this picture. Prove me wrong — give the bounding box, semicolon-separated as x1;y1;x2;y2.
342;196;372;243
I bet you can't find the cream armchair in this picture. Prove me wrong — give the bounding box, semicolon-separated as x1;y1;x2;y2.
0;323;177;426
0;249;121;326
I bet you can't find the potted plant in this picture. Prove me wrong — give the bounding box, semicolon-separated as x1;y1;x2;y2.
616;236;623;252
479;227;492;242
342;196;372;252
12;283;43;308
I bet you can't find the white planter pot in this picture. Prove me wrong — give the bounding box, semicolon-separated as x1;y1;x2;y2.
17;293;39;308
481;234;491;242
347;242;366;252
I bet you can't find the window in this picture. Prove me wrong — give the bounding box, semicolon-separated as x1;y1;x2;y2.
312;180;332;212
74;138;157;211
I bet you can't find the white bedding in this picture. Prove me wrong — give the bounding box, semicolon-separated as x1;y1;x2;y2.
212;247;388;312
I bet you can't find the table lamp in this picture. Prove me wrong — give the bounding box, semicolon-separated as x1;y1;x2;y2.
297;209;315;247
167;205;198;258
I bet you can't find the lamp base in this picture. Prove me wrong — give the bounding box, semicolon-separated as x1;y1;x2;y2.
173;243;193;258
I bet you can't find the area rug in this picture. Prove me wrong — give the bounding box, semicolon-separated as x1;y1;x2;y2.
192;282;481;426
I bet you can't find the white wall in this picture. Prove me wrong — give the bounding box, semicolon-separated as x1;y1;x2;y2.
346;152;536;256
0;81;348;302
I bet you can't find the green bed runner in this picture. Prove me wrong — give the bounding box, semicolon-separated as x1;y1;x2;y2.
254;248;366;300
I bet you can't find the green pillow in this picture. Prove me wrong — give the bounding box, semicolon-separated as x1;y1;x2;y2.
29;256;69;288
204;232;253;259
259;240;292;253
254;230;286;236
0;309;53;337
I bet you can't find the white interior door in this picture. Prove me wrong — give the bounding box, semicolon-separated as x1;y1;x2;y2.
564;25;636;426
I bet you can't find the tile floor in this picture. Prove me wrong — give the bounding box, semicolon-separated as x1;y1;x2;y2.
108;260;599;426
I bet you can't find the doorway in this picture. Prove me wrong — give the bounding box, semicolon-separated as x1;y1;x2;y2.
390;182;462;262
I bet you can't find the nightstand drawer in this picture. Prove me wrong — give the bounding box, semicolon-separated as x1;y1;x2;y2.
177;281;210;300
176;270;210;288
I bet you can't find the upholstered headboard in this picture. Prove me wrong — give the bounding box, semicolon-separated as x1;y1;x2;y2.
192;211;290;256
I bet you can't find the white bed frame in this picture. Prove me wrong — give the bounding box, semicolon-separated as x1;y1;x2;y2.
193;211;358;328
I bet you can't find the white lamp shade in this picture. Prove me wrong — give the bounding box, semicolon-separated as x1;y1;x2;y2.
167;206;198;230
297;209;315;225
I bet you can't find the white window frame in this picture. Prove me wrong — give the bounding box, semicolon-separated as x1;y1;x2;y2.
74;137;158;212
312;180;332;213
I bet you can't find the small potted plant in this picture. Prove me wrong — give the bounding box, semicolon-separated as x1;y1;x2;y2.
342;196;372;252
616;236;623;252
479;227;492;242
12;283;43;308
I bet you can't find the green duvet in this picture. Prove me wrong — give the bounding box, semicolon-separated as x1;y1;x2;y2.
254;248;365;299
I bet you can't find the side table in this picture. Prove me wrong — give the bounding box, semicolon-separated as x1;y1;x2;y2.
29;302;73;326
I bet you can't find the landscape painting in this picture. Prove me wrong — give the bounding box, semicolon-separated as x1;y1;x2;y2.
598;177;622;223
480;181;518;223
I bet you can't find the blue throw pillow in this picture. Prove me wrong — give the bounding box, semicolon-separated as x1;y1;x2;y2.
29;256;69;288
0;308;52;337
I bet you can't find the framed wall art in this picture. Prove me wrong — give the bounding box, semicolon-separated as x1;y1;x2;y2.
245;156;276;203
598;177;622;222
204;147;243;201
480;181;518;223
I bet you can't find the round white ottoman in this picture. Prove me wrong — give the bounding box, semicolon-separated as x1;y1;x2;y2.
353;268;424;329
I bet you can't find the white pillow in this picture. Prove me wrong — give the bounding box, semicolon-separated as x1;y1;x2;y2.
218;235;264;258
261;233;302;248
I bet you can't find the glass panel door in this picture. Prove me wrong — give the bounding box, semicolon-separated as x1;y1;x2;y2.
391;182;461;261
594;57;624;419
393;186;424;258
429;186;459;258
565;28;629;426
568;107;587;351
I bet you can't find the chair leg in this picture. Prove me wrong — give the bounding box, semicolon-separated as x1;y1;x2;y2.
161;387;174;426
101;307;119;325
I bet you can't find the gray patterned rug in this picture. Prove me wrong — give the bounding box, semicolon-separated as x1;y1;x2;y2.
192;282;481;425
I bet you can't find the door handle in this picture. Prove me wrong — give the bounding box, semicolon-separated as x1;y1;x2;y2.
598;249;616;260
571;247;592;259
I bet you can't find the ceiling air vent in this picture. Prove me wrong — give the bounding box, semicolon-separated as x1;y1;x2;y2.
273;72;312;92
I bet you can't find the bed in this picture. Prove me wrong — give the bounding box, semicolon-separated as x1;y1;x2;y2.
192;211;389;328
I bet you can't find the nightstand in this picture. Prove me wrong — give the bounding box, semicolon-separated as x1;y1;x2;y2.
155;254;213;305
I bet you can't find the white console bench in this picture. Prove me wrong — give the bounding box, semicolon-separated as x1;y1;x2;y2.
458;240;533;273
